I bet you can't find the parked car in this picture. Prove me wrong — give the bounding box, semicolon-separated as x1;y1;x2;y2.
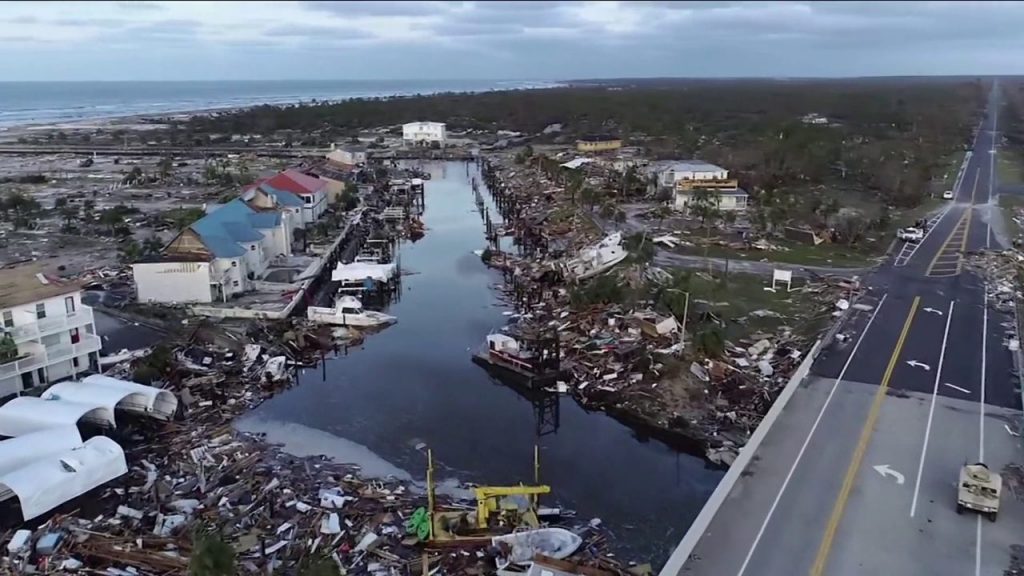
943;190;954;200
897;227;925;242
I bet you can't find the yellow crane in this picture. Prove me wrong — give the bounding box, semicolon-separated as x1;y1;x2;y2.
426;445;551;543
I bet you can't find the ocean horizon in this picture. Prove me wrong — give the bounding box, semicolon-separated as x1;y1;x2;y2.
0;79;563;129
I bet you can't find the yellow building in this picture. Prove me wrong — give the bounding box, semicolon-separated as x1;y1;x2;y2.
576;135;622;152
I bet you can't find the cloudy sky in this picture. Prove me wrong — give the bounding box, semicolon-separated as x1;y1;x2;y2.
2;0;1023;81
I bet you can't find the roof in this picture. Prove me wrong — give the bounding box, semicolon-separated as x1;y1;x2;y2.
0;263;84;310
578;134;621;142
0;436;127;521
81;375;178;420
0;396;116;437
678;187;748;197
259;184;304;207
666;161;726;173
46;376;178;421
403;121;445;128
262;169;327;196
0;426;82;476
189;198;280;258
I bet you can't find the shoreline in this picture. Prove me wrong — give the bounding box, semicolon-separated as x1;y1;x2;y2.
0;79;568;137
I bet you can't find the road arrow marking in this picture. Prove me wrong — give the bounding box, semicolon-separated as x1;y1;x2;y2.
907;360;931;371
873;464;905;485
943;382;970;394
922;307;944;316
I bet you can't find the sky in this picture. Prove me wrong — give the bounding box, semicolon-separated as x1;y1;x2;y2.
2;0;1024;81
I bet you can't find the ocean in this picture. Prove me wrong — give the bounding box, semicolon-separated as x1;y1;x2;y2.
0;79;560;129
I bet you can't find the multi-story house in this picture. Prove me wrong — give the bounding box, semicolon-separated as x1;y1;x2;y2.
0;264;102;396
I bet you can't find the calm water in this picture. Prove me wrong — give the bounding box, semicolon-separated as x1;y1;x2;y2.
239;162;721;566
0;79;561;128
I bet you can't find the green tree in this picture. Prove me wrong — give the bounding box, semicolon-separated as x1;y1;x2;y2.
189;530;235;576
99;208;126;236
59;205;79;232
142;236;164;256
82;198;96;222
157;157;174;181
118;238;143;264
5;191;41;230
167;207;206;231
624;232;656;265
695;326;726;358
0;333;17;363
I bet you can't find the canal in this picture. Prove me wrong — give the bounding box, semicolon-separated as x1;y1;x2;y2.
238;161;722;566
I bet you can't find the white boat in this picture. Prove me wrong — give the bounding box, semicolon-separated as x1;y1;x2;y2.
306;296;397;327
98;347;151;368
564;232;628;281
492;527;583;566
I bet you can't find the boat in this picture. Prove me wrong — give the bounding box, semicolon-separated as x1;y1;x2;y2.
98;347;151;368
472;331;561;389
492;527;583;567
563;232;628;281
306;295;397;327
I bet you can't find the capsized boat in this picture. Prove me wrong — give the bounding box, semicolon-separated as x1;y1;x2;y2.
563;232;628;281
492;527;583;566
307;295;397;327
98;347;152;368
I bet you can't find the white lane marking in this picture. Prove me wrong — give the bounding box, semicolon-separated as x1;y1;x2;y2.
922;307;944;316
909;299;955;518
981;288;988;462
906;360;931;371
943;382;970;394
976;516;983;576
735;294;888;576
872;464;905;485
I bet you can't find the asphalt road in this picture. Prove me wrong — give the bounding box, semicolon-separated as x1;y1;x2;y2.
671;85;1024;576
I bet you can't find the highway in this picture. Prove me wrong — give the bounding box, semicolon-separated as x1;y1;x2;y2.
668;85;1024;576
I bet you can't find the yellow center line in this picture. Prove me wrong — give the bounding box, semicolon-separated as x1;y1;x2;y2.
925;169;979;276
925;209;970;276
809;296;920;576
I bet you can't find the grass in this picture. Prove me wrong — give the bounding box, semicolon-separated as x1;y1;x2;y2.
998;153;1024;186
939;149;969;189
685;271;833;342
676;240;877;269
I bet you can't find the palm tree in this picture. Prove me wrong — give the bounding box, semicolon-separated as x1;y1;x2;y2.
59;206;78;230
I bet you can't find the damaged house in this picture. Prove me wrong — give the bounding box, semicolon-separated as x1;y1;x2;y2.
652;160;749;212
132;195;295;304
0;264;102;396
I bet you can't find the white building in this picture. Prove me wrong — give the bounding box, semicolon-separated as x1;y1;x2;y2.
658;161;730;188
0;265;102;396
402;121;447;145
327;144;368;166
674;188;750;212
650;160;749;212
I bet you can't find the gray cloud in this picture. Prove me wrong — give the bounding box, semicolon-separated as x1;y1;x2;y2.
52;17;129;27
300;1;456;17
124;18;202;41
5;1;1024;80
263;23;374;39
7;15;38;24
115;1;164;10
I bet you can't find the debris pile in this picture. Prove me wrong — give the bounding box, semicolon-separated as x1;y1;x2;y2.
475;153;860;458
2;298;634;575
